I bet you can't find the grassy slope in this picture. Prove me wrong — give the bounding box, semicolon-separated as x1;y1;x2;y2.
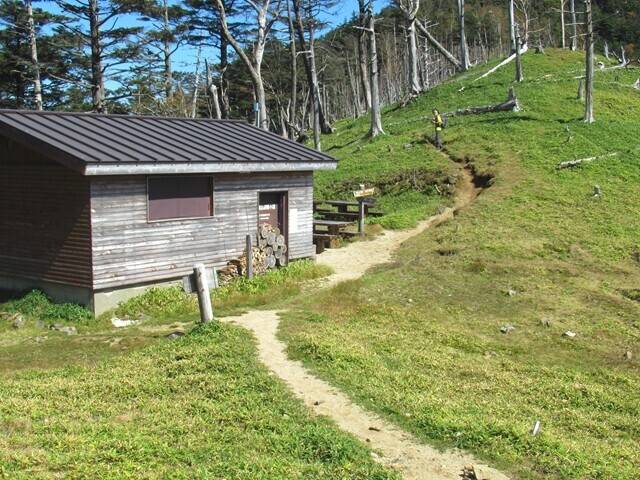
0;324;397;479
281;49;640;479
0;265;397;479
1;49;638;480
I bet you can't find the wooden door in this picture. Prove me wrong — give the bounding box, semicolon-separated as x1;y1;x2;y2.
258;192;287;236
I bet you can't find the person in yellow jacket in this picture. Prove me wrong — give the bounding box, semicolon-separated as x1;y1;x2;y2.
431;109;443;150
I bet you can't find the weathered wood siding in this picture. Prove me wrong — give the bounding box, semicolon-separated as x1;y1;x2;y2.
91;172;315;290
0;137;92;287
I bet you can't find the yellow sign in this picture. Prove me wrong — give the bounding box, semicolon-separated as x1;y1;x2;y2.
353;187;375;198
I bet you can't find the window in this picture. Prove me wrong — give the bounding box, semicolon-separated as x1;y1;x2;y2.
148;176;213;221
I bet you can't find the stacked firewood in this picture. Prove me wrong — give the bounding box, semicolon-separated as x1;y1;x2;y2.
257;224;287;269
218;225;288;283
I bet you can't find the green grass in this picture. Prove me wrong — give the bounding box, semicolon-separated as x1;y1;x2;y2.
0;260;332;376
0;323;397;479
0;262;394;479
0;289;94;323
280;49;640;480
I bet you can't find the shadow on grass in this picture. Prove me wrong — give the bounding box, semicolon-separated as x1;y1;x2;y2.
326;139;361;151
456;115;539;128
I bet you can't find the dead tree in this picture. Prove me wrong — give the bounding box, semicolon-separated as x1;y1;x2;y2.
509;0;516;53
365;0;384;137
190;49;202;118
557;152;618;169
569;0;578;51
285;0;297;138
26;0;42;110
395;0;422;97
560;0;566;48
583;0;594;123
515;32;524;82
292;0;334;148
471;44;528;84
578;79;584;99
205;59;221;119
457;0;470;71
416;19;462;71
357;0;372;112
214;0;281;130
446;88;520;117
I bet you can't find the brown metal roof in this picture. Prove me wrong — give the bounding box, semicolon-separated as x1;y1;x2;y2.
0;109;338;175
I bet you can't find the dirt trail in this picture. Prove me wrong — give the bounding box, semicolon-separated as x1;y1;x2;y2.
315;164;481;287
221;164;511;480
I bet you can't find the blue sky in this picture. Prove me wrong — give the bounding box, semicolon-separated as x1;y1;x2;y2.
170;0;387;73
36;0;388;78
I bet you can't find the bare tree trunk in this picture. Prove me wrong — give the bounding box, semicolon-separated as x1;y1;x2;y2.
346;56;360;117
219;35;230;118
286;0;297;138
457;0;470;71
515;32;523;81
395;0;421;97
583;0;594;123
309;25;321;150
569;0;577;51
205;59;221;119
163;0;172;99
367;1;384;137
291;0;332;143
190;48;201;118
560;0;566;49
407;17;421;97
509;0;516;54
26;0;42;110
358;0;372;112
415;19;462;71
420;36;431;90
446;88;520;116
214;0;277;130
89;0;105;113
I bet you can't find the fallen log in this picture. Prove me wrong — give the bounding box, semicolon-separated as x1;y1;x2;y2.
556;152;619;169
445;88;520;118
416;19;462;71
471;45;528;84
600;60;632;71
386;89;519;129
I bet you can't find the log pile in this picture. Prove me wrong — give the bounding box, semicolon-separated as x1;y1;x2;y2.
218;224;288;283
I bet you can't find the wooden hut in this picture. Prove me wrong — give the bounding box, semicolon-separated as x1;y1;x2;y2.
0;110;337;314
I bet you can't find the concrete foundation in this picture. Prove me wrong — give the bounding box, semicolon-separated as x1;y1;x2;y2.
0;275;92;308
0;274;181;317
93;279;181;316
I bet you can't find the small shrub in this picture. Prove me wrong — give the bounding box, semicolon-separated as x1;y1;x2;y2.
40;303;94;323
115;286;195;318
375;212;416;229
4;289;51;316
621;289;640;302
1;289;93;323
214;260;332;302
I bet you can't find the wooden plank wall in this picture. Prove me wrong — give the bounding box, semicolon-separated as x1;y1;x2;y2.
0;137;92;287
91;171;315;290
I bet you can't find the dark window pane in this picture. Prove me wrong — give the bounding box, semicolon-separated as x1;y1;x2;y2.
148;176;212;221
149;177;180;220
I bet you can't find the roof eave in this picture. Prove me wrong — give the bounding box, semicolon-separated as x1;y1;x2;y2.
84;161;338;176
0;124;87;175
